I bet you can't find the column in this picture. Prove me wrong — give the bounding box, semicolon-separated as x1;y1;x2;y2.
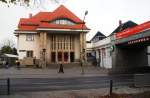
56;35;58;63
49;35;51;63
39;32;47;68
68;35;71;63
43;32;47;68
39;32;43;68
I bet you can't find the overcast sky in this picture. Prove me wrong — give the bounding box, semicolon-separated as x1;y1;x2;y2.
0;0;150;46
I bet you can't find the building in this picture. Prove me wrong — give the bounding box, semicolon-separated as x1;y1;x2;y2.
90;31;106;43
87;21;139;69
92;36;112;68
0;54;18;67
86;31;112;68
14;5;90;67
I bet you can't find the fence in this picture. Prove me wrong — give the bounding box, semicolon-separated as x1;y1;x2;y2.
0;75;134;95
134;73;150;87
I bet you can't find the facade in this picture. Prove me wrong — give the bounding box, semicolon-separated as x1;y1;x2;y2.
86;31;112;68
14;5;90;67
92;37;112;68
87;21;139;69
148;46;150;66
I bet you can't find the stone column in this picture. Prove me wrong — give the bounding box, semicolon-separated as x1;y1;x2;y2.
68;35;71;63
56;35;58;63
39;32;47;68
43;32;47;68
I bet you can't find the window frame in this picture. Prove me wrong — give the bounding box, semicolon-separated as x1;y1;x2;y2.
51;18;75;25
26;50;33;57
26;34;34;41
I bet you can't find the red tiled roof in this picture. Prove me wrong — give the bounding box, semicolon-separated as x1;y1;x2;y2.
17;5;89;31
116;21;150;39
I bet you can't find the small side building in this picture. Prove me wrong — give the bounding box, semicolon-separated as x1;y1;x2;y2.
0;53;18;67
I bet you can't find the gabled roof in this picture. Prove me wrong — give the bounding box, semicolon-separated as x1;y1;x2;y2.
90;31;106;42
109;20;138;36
116;21;150;39
17;5;89;31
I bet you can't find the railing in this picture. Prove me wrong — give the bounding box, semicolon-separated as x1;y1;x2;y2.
0;75;135;95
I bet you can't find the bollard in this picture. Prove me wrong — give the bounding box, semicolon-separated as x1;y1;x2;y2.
7;78;10;95
109;80;113;96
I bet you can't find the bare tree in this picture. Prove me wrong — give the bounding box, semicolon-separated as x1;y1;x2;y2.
1;39;15;48
0;0;65;7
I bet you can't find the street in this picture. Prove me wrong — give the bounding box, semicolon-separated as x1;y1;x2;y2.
0;75;134;94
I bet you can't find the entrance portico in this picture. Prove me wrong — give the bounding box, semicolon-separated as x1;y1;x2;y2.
38;29;88;65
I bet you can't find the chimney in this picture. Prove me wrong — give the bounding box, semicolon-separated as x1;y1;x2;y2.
119;20;122;26
29;13;32;18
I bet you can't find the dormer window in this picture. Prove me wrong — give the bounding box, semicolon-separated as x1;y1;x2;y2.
51;19;75;25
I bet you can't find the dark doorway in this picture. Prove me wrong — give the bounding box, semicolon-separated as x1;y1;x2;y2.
51;52;56;62
58;52;62;62
70;52;74;62
64;52;68;62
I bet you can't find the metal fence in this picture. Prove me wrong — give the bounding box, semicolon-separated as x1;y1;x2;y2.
0;75;135;95
134;73;150;87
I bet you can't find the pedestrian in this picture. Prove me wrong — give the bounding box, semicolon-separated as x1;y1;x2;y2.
59;63;64;73
5;61;9;69
16;60;20;70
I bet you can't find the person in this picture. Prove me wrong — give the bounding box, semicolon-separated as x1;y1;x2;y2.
59;63;64;73
16;60;20;70
5;61;9;69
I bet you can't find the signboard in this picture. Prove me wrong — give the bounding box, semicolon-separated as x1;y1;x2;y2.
116;21;150;39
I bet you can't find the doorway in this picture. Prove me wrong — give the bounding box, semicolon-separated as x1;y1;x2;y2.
51;52;56;62
70;52;74;62
64;52;68;62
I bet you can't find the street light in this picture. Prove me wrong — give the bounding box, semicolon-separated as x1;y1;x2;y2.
81;10;88;75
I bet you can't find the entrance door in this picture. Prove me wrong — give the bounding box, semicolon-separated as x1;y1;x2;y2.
70;52;74;62
64;52;68;62
51;52;56;62
58;52;62;62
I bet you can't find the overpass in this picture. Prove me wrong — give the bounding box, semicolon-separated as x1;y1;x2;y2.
112;21;150;73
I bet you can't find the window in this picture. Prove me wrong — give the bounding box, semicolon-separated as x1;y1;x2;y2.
51;19;75;25
26;34;34;41
26;51;33;57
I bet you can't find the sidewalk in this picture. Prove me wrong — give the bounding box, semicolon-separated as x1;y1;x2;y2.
0;66;150;98
0;66;109;79
1;86;150;98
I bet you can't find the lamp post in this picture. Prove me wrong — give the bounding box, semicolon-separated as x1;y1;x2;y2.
81;10;88;74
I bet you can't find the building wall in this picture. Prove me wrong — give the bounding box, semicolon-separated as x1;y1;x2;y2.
18;32;82;65
148;46;150;66
45;34;81;64
112;46;148;69
18;33;40;59
92;37;112;68
74;34;80;61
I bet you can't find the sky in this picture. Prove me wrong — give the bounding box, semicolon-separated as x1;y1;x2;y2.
0;0;150;47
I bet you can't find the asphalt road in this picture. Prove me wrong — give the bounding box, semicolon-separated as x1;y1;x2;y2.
0;75;134;94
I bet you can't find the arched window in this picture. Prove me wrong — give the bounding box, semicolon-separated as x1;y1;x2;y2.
51;19;75;25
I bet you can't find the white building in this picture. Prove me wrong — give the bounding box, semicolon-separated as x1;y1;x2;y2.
92;37;112;68
86;31;112;68
14;5;90;67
